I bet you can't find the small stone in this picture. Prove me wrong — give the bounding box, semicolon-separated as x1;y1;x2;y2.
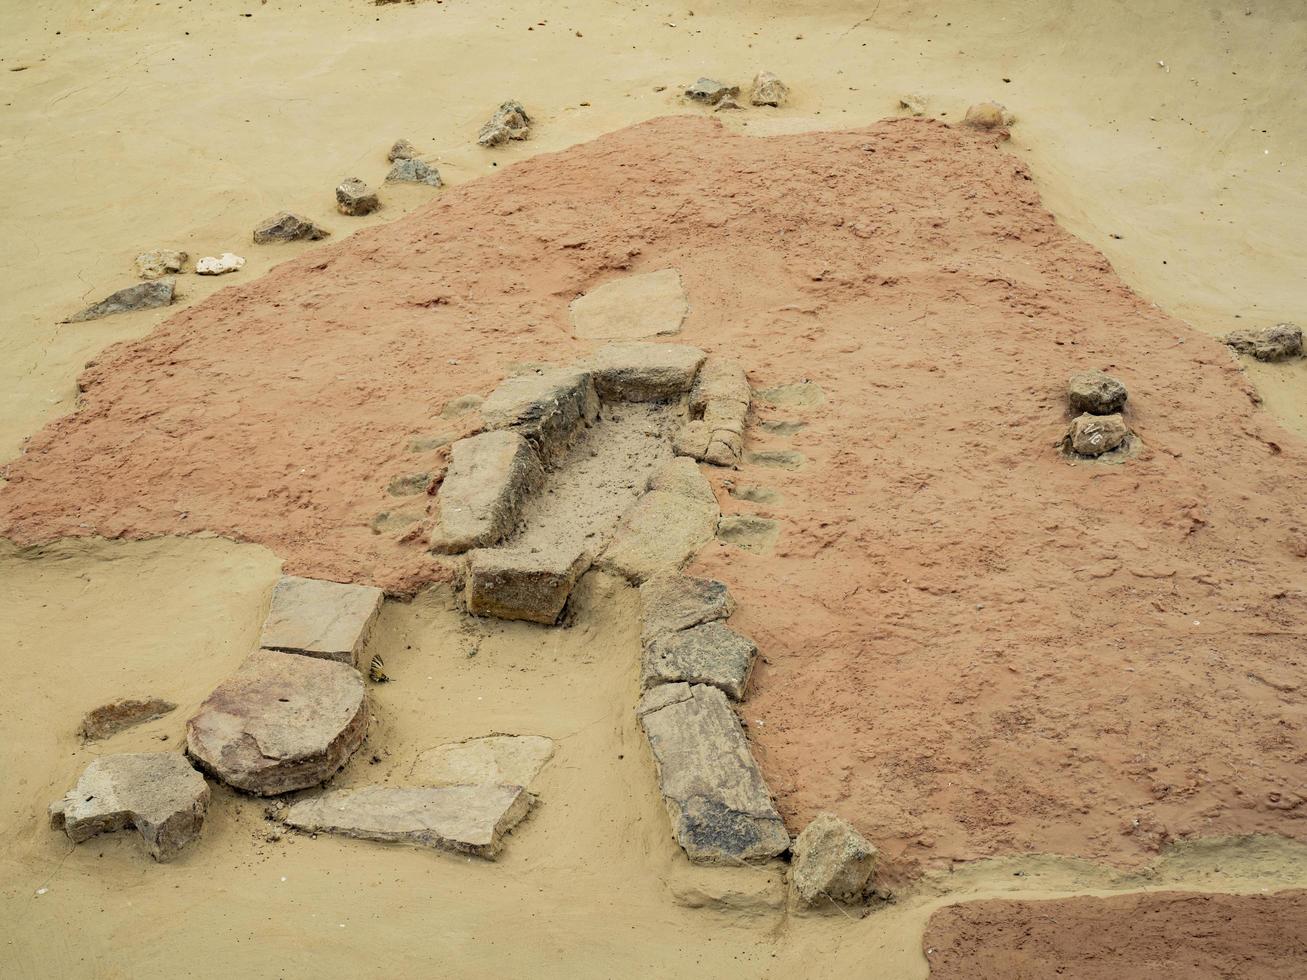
283;784;532;859
80;697;177;741
1068;370;1128;415
898;94;927;116
685;78;738;105
962;101;1014;130
135;249;187;279
640;573;735;645
50;753;209;862
480;367;598;464
599;490;719;583
478;100;531;147
387;472;431;496
673;420;712;460
1066;412;1130;457
588;342;707;403
65;278;175;323
336;177;380;216
690;357;751;414
386;157;443;187
411;734;555;790
387;138;418;162
195;252;246;276
643;621;757;700
1223;323;1303;362
715;97;744;112
647;456;716;505
791;812;877;905
717;515;780;554
569;269;688;341
428;431;543;554
252;211;331;244
258;575;384;667
749;71;789;107
464;545;592;624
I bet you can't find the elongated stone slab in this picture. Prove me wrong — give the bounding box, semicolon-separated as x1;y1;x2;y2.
465;546;591;624
480;367;599;464
429;431;543;554
642;621;757;700
258;575;384;667
638;683;789;864
589;343;706;403
283;784;532;859
598;490;718;584
640;573;735;645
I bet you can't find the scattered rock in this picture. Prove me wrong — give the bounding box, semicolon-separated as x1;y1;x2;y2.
1223;323;1303;362
790;812;877;905
195;252;246;276
1065;412;1130;458
440;393;484;418
464;545;592;624
428;431;543;554
638;683;789;865
685;78;738;105
386;157;443;187
588;342;707;403
387;137;418;162
643;621;757;700
744;449;804;469
1068;370;1128;415
387;472;431;496
50;753;208;862
569;269;688;340
480;367;599;464
411;734;555;790
65;278;175;323
135;249;187;279
477;100;531;147
898;94;927;116
749;71;789;107
962;101;1014;130
252;211;330;244
754;380;825;407
258;574;385;667
640;573;736;644
717;515;780;554
283;784;532;859
80;697;177;741
336;177;380;216
186;650;369;795
598;490;719;583
647;456;717;505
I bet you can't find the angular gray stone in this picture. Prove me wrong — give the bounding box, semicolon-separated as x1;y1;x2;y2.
387;138;418;162
283;784;532;859
480;367;598;464
65;278;175;323
186;650;369;796
598;490;718;583
50;753;209;862
749;71;790;107
135;249;187;279
790;812;877;905
1223;323;1303;362
336;177;379;216
685;78;738;105
386;158;443;187
1068;370;1128;414
647;456;716;505
252;211;330;244
589;342;707;403
717;515;780;554
411;734;555;790
464;546;592;624
569;269;688;341
643;621;757;700
638;683;789;865
428;431;543;554
477;100;531;147
80;697;177;740
640;573;735;645
1066;412;1130;457
258;574;384;667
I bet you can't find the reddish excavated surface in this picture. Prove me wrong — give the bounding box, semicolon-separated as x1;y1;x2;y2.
924;890;1307;979
4;116;1307;878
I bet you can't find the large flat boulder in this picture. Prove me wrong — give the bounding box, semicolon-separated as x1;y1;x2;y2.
588;343;706;403
480;367;599;464
598;490;718;583
283;784;532;859
638;683;789;864
464;545;591;624
49;753;209;862
428;431;543;554
639;573;736;646
258;575;384;667
186;650;368;796
411;734;555;790
569;269;689;340
642;621;757;701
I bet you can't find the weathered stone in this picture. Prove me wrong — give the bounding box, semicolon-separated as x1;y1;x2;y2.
336;177;379;216
715;97;744;112
283;784;531;859
428;431;543;554
673;420;712;459
80;697;177;740
690;357;751;415
569;269;688;341
728;484;782;505
465;546;591;624
411;734;555;790
480;367;598;464
50;753;209;862
1223;323;1303;362
638;683;789;865
258;574;384;667
643;622;757;700
387;472;431;496
409;432;456;452
252;211;330;244
370;510;423;535
386;157;443;187
704;431;743;467
65;278;175;323
790;812;877;905
1068;370;1128;415
685;78;738;105
744;449;804;469
962;101;1014;130
1066;412;1130;457
186;650;368;796
195;252;245;275
589;342;707;403
898;94;927;116
477;100;531;147
647;456;716;505
749;71;789;107
135;249;187;279
640;573;735;644
754;381;825;407
387;137;418;162
598;490;718;583
441;393;484;418
717;515;780;554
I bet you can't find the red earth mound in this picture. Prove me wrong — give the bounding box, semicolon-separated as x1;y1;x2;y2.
4;116;1307;878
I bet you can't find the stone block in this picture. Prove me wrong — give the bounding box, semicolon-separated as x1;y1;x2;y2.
258;574;384;667
598;490;718;583
589;343;707;403
647;457;716;505
640;573;736;646
465;546;592;624
642;621;757;700
790;812;877;905
429;431;543;554
480;367;599;464
1068;370;1128;415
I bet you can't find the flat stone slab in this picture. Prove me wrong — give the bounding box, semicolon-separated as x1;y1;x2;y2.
598;490;718;583
50;753;208;862
284;784;532;859
588;343;706;403
640;573;736;645
638;683;789;865
411;734;555;790
569;269;689;340
186;650;368;796
429;430;542;554
754;381;825;407
465;545;591;624
647;456;716;505
80;696;177;740
643;621;757;700
65;278;175;323
717;515;781;554
480;367;599;464
258;575;384;667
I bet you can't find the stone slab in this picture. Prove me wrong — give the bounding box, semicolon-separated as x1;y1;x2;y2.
690;357;750;415
642;621;758;700
258;575;384;667
588;343;707;403
640;574;736;646
597;490;718;583
480;367;599;464
647;456;716;505
79;696;177;740
65;278;175;323
411;735;555;790
465;546;592;624
429;431;543;554
569;269;688;341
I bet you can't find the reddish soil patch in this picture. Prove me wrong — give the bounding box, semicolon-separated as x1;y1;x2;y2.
4;117;1307;876
924;890;1307;979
